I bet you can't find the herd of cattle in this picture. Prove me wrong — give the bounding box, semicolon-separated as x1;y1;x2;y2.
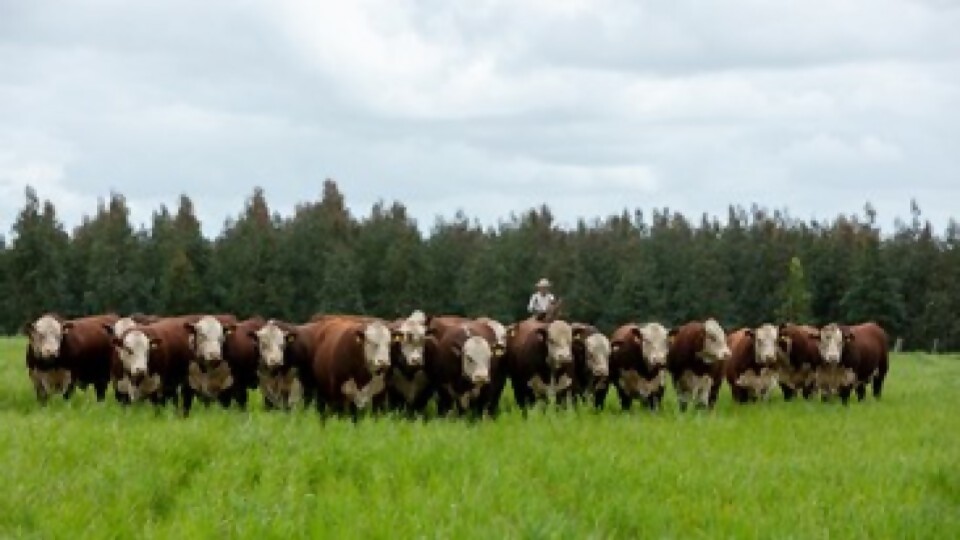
21;311;890;417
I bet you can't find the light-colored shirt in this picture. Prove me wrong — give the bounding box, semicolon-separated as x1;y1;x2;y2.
527;292;556;314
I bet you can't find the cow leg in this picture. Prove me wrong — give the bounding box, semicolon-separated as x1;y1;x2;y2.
181;387;195;417
780;384;796;401
872;374;885;399
94;379;108;402
855;383;867;402
839;386;851;406
234;388;248;410
436;392;453;418
801;385;815;400
593;387;608;410
62;382;75;401
217;392;232;409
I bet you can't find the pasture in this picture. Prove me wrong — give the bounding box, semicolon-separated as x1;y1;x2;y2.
1;336;958;539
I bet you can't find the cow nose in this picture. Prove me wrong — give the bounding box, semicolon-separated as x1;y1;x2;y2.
408;353;423;366
472;372;490;385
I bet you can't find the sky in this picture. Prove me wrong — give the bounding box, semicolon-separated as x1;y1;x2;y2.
1;0;958;237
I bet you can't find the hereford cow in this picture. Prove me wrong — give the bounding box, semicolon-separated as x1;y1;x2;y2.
607;322;671;411
505;318;576;410
210;317;265;409
725;325;784;403
25;313;119;403
777;323;822;400
106;316;147;404
814;322;889;404
387;310;435;413
426;322;494;417
666;319;731;411
311;317;393;418
570;324;611;409
249;320;306;410
111;316;198;415
183;315;239;407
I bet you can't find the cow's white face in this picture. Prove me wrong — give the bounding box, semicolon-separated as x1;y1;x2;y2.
254;321;290;369
361;322;392;374
460;335;491;384
700;319;731;363
117;330;153;377
396;311;428;367
639;323;670;366
584;333;610;377
189;316;229;364
112;317;138;338
29;315;65;359
484;319;508;349
753;324;779;365
544;321;573;369
818;324;845;364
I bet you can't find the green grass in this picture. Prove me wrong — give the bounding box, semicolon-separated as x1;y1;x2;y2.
1;336;958;539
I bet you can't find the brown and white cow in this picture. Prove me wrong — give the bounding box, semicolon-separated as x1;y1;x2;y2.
607;322;671;411
183;315;239;406
505;318;576;410
111;316;197;415
570;324;611;409
666;319;731;411
813;322;889;404
249;320;305;410
426;323;494;417
105;316;147;404
725;324;784;403
387;310;435;413
776;323;822;400
25;313;119;403
213;317;265;409
311;317;393;418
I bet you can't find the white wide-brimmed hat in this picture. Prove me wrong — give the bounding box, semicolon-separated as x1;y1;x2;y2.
536;278;551;288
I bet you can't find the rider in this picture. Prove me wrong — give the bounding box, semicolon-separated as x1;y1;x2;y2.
527;278;556;321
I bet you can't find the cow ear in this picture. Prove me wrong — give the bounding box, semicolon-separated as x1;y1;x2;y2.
807;330;820;341
506;325;517;338
103;324;115;336
451;344;463;358
112;337;124;348
223;323;237;336
572;328;585;341
62;321;74;335
392;332;403;344
630;327;643;341
844;332;855;343
667;327;679;338
536;328;547;342
355;329;365;345
183;321;195;334
22;321;35;335
611;340;623;353
285;332;297;345
778;335;792;350
745;329;755;339
247;330;259;342
149;338;162;351
424;327;437;337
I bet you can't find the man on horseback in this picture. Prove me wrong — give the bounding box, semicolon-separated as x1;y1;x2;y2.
527;278;558;321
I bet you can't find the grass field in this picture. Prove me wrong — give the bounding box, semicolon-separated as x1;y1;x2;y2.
1;336;958;539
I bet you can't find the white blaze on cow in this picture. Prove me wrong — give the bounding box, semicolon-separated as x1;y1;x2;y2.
458;329;492;384
360;321;393;374
254;321;291;369
583;333;611;378
639;323;670;366
818;324;846;364
188;316;231;364
116;329;153;377
700;319;731;362
395;310;429;367
544;320;574;370
28;315;66;360
752;324;781;365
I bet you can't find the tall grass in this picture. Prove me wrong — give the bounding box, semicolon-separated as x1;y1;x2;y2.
1;337;958;538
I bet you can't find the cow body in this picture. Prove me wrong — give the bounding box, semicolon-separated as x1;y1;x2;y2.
814;322;889;404
386;311;434;414
25;313;119;403
310;318;393;418
666;319;731;411
607;323;670;411
725;325;783;403
250;320;306;410
209;317;265;409
777;324;822;400
113;316;198;415
505;318;576;410
426;322;496;417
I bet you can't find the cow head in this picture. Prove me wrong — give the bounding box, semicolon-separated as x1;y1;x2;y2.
113;329;158;379
698;319;731;363
816;323;851;364
393;310;431;368
356;321;392;374
107;317;138;339
481;318;508;356
749;324;780;365
583;333;610;378
637;323;670;367
251;320;296;370
26;315;69;360
452;329;491;385
537;320;573;370
185;316;234;367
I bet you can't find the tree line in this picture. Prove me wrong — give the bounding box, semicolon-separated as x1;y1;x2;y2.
1;180;957;351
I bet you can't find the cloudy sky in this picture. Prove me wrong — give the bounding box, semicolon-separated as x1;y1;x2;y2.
1;1;958;236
